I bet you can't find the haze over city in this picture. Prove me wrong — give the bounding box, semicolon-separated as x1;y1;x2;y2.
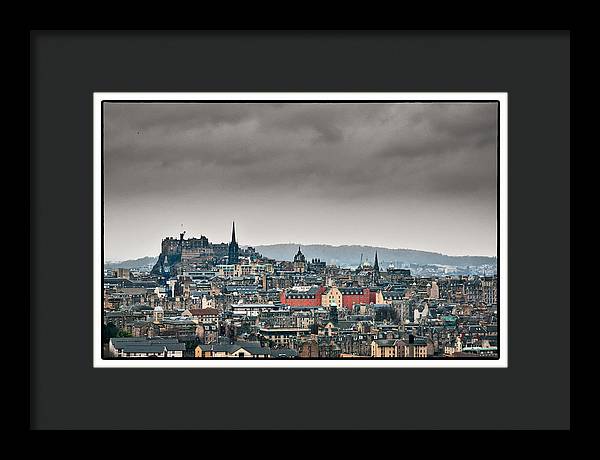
104;102;497;261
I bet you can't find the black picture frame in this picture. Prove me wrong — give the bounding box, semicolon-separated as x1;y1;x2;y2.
30;30;571;430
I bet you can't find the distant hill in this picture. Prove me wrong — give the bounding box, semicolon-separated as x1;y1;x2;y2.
104;256;158;270
104;244;496;270
253;244;496;268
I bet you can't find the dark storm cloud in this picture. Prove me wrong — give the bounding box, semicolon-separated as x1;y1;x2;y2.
104;102;497;260
105;102;495;196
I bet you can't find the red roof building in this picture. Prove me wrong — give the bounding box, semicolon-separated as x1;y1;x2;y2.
339;287;371;310
280;286;325;307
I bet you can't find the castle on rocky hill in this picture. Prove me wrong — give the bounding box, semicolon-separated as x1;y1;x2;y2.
150;222;257;276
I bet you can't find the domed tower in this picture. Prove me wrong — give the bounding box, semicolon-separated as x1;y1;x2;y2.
293;246;306;273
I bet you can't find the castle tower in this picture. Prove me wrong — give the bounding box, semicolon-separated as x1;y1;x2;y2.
178;230;186;255
228;221;239;264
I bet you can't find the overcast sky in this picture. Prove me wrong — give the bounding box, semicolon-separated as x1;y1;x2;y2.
104;102;497;261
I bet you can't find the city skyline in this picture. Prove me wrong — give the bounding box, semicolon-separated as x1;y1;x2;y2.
104;220;497;264
104;102;497;261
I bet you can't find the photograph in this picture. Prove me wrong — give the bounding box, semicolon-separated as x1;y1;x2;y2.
31;30;570;431
95;93;507;367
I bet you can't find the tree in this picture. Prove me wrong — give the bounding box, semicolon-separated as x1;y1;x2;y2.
329;305;338;325
103;322;131;341
104;322;119;342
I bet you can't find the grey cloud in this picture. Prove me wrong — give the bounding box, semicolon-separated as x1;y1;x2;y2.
104;102;497;260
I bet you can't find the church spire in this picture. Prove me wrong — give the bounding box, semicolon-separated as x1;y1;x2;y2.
373;251;380;285
228;221;239;264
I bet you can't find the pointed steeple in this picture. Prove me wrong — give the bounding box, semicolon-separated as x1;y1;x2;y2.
228;221;239;264
373;251;380;285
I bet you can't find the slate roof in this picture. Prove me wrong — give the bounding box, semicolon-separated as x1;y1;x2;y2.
110;337;186;353
339;287;367;295
336;321;358;330
111;337;179;346
270;348;299;358
189;308;219;316
372;303;392;308
196;341;271;356
398;336;429;346
129;281;159;288
285;286;321;297
120;345;167;353
373;339;397;347
222;286;258;293
104;278;132;286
